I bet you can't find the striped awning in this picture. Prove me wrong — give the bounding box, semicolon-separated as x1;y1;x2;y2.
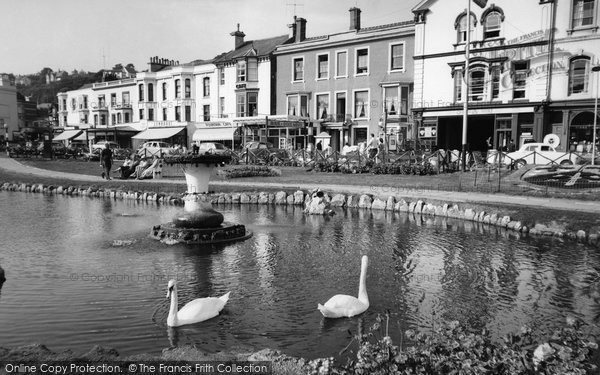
53;130;83;141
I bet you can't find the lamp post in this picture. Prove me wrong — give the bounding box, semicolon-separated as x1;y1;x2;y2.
592;65;600;166
3;122;8;156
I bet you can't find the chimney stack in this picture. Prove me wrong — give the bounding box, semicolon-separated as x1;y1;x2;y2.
295;17;307;43
230;23;246;50
349;7;361;31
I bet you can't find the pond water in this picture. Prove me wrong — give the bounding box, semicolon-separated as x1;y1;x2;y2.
0;192;599;360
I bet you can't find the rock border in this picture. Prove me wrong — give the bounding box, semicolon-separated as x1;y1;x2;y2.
1;181;598;248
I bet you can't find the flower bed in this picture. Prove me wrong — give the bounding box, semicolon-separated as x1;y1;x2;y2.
218;165;282;179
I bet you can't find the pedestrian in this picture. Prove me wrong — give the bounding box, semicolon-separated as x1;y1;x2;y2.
508;140;516;153
377;137;385;163
367;133;379;160
316;140;323;152
100;143;113;180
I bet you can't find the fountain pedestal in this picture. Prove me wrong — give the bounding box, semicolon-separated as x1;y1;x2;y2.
150;154;251;245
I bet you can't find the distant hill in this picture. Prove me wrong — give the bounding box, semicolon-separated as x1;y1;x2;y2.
13;70;104;104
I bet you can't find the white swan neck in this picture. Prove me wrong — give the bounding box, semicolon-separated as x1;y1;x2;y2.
168;287;179;325
358;261;368;304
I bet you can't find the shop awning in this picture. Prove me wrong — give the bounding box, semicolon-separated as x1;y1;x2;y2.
53;130;83;141
193;127;238;142
131;127;185;140
73;132;93;141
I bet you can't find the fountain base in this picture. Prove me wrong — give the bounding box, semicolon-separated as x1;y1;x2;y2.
150;222;252;245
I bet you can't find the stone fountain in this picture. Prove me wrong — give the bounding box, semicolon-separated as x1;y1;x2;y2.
150;153;251;245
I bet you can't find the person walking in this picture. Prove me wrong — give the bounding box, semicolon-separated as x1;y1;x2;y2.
100;143;113;180
367;134;379;160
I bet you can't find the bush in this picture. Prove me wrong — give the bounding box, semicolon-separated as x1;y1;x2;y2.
219;165;281;178
334;316;598;375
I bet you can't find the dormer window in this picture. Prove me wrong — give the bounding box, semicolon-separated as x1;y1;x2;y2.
483;11;502;38
456;13;476;43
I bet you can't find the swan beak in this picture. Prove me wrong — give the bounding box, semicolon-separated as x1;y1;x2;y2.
166;286;173;299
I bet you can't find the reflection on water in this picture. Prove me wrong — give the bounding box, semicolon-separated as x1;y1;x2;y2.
0;192;599;360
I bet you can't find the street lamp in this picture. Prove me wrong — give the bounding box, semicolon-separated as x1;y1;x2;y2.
592;65;600;166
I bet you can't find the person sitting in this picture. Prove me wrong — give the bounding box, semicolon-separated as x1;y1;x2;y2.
130;157;150;179
341;143;352;156
116;154;140;179
138;157;162;179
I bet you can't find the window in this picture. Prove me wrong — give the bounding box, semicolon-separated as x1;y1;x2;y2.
203;77;210;97
247;92;258;116
491;66;501;99
454;70;463;102
469;67;486;101
116;113;121;124
237;61;246;82
336;51;347;77
317;54;329;79
125;113;130;123
111;114;116;125
247;58;258;81
356;48;369;75
175;79;181;98
148;108;154;121
83;95;88;109
98;95;105;108
354;90;368;118
138;84;144;101
219;97;225;117
100;114;106;125
185;79;191;98
512;61;529;99
220;69;225;85
483;11;502;39
186;105;192;122
139;109;144;120
390;43;405;71
71;98;76;110
203;105;210;121
335;92;346;121
457;14;476;43
384;87;399;115
572;0;595;27
162;83;167;100
94;114;98;125
287;95;308;116
569;57;590;94
316;94;329;120
236;94;246;117
147;83;154;101
122;91;130;105
175;106;181;121
84;114;88;123
293;57;304;81
162;108;167;121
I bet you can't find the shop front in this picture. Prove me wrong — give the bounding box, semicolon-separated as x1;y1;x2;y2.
192;121;241;150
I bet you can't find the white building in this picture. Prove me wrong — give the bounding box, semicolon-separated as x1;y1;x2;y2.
412;0;600;152
0;75;18;142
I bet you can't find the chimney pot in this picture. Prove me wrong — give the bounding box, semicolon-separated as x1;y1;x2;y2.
349;7;361;31
295;17;307;43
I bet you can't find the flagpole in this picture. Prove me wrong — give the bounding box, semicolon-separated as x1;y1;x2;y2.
461;0;471;172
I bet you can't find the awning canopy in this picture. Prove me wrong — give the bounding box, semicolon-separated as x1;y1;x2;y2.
193;127;239;142
73;132;93;141
53;130;83;141
131;127;185;140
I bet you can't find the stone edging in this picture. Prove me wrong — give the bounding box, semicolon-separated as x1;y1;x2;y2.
1;181;598;248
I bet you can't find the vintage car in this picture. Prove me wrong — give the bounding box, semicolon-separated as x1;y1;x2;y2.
487;143;581;169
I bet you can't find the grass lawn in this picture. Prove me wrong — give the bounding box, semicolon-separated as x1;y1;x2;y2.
13;157;600;200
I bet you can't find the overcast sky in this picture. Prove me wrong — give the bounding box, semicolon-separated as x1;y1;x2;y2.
0;0;421;76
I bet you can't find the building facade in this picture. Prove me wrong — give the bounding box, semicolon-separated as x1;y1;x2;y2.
0;75;18;142
274;8;415;151
412;0;600;152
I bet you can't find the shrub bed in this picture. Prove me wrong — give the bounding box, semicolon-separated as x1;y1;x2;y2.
334;316;598;374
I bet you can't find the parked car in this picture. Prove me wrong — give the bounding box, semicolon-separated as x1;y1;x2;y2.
137;141;175;157
37;141;67;157
243;141;274;150
197;142;231;155
92;141;120;150
488;142;581;169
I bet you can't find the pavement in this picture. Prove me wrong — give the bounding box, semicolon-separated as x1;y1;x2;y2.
1;156;599;214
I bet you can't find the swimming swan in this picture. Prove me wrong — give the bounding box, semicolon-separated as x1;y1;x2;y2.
166;279;230;327
318;255;369;318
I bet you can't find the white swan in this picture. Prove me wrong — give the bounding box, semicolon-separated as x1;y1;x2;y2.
166;279;230;327
318;255;369;318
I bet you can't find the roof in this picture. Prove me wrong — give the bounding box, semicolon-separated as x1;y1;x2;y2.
214;34;291;63
412;0;437;13
77;83;94;90
359;20;414;33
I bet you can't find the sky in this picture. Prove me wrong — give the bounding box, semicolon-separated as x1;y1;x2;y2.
0;0;422;76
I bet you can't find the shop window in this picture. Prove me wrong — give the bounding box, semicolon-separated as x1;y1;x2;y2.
293;57;304;81
354;90;368;119
390;43;404;71
356;48;369;75
512;61;529;99
572;0;595;28
317;54;329;79
569;56;590;95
